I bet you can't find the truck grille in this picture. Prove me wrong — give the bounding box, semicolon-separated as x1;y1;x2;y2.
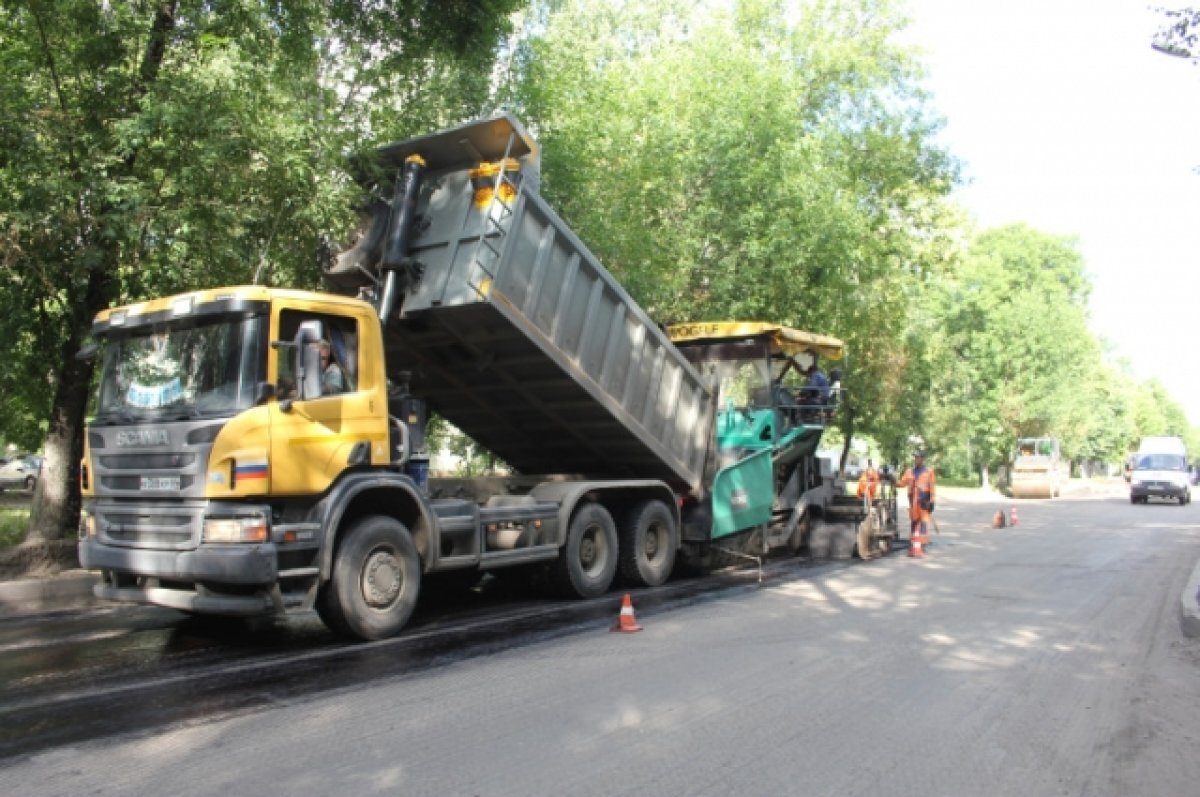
88;422;213;500
98;453;197;469
95;501;207;549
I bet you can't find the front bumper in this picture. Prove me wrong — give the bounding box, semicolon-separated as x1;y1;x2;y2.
80;538;277;583
80;538;279;615
1130;483;1188;500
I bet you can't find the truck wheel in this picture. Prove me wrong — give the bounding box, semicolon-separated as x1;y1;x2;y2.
319;516;421;641
550;503;618;599
619;499;677;587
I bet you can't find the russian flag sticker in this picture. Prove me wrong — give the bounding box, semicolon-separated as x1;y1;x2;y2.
235;461;268;481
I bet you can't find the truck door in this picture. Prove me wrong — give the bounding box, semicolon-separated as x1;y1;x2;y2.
269;306;388;495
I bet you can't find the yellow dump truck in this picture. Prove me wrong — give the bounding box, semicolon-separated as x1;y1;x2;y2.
76;116;880;641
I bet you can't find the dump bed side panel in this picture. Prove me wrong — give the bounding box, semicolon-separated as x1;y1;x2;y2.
385;164;714;489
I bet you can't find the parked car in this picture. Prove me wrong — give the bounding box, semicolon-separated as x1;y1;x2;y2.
0;455;41;491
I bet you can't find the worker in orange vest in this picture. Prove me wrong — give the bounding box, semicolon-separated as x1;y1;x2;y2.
897;450;936;546
856;459;880;501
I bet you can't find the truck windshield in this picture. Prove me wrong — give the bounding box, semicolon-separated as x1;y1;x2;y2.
717;359;771;406
1136;454;1187;471
677;340;774;407
94;315;267;421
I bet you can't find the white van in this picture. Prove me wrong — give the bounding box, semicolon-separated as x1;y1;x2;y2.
1130;436;1191;504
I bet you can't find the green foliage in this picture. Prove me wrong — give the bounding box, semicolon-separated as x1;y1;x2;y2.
426;416;508;477
0;0;526;542
917;223;1193;480
506;0;960;461
514;0;957;317
923;224;1095;476
0;507;30;549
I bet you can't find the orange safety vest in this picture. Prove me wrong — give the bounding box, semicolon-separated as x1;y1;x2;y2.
898;465;936;521
856;466;880;500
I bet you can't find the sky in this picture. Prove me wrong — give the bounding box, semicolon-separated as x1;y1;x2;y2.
903;0;1200;423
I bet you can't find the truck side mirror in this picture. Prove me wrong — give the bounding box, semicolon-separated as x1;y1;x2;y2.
295;320;324;400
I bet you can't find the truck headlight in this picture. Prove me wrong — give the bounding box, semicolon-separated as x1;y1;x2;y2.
203;513;268;543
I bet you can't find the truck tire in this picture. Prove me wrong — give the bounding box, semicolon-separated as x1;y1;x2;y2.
619;499;677;587
550;503;618;599
318;516;421;641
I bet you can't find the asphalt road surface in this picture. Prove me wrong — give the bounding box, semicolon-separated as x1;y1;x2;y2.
2;488;1198;796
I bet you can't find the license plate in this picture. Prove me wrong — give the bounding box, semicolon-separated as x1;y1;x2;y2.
141;476;181;491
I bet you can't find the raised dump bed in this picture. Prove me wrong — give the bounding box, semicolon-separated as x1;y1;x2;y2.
331;115;715;490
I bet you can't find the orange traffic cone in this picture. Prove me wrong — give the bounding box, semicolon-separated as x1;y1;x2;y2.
993;510;1006;528
909;532;925;558
1010;506;1020;526
611;593;643;633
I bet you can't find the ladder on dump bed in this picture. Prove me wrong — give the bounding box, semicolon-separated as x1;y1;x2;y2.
468;130;522;297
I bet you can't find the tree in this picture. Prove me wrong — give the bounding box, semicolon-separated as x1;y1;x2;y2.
0;0;523;564
923;224;1121;481
1131;378;1191;440
505;0;959;457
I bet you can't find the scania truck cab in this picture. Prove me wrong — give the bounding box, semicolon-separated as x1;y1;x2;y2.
78;289;421;630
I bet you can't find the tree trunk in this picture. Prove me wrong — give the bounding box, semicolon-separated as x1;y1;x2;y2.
18;300;110;573
20;2;177;566
980;463;990;490
26;264;114;553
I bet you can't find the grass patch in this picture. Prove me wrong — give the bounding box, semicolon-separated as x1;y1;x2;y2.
0;507;31;548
